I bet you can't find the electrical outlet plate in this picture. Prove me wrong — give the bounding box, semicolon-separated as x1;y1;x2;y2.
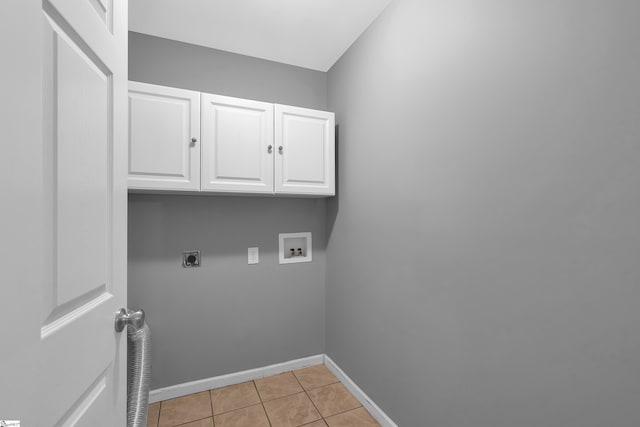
248;247;259;265
183;250;201;268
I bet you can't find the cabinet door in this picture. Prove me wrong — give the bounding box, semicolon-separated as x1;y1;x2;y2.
128;81;200;190
275;105;335;196
201;94;274;194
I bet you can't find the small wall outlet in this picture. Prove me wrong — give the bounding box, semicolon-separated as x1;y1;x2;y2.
183;250;201;268
248;247;259;265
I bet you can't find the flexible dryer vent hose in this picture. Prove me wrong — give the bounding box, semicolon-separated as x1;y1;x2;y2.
127;312;151;427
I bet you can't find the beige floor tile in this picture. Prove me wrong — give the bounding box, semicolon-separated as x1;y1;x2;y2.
307;382;361;417
210;381;261;415
263;391;322;427
325;407;381;427
300;420;328;427
147;402;160;427
176;418;214;427
255;372;304;401
293;365;339;390
213;403;270;427
158;391;212;427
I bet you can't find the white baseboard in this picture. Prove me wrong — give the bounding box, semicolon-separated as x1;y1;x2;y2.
324;355;398;427
149;354;323;403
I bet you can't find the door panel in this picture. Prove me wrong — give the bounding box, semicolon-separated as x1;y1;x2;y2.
40;0;127;425
283;117;326;182
128;82;201;190
40;299;117;424
52;19;110;306
215;108;264;179
86;0;112;30
59;375;110;426
275;105;335;196
201;94;274;194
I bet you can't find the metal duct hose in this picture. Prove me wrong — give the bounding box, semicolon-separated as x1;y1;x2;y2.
117;309;151;427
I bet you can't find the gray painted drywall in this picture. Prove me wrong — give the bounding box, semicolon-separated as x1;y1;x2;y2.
327;1;640;426
129;195;326;389
129;32;327;110
128;34;328;389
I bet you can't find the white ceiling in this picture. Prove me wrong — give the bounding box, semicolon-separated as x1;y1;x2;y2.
129;0;393;72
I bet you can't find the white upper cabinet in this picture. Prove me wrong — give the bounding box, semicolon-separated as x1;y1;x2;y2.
128;81;201;190
201;94;274;194
127;82;335;197
275;105;335;196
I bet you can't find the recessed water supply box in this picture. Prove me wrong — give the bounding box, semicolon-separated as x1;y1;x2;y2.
279;232;312;264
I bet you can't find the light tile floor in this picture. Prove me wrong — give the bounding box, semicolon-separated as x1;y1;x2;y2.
147;364;381;427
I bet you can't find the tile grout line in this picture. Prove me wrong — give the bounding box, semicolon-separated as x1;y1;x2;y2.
262;390;314;426
253;380;274;427
297;419;328;427
208;381;264;417
256;372;307;404
260;400;274;427
309;382;364;422
208;389;215;427
303;380;341;392
173;415;213;427
209;401;264;416
156;389;214;427
291;368;327;425
291;366;372;426
322;405;366;422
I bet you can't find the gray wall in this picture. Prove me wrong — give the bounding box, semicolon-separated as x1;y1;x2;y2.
128;33;328;389
326;1;640;426
129;32;327;110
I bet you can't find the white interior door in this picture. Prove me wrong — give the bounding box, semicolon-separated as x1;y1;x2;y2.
275;104;335;196
40;0;128;425
201;93;274;194
128;81;201;191
0;1;42;424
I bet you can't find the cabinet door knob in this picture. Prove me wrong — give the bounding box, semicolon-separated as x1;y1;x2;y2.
190;137;197;146
278;146;283;154
268;145;273;153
